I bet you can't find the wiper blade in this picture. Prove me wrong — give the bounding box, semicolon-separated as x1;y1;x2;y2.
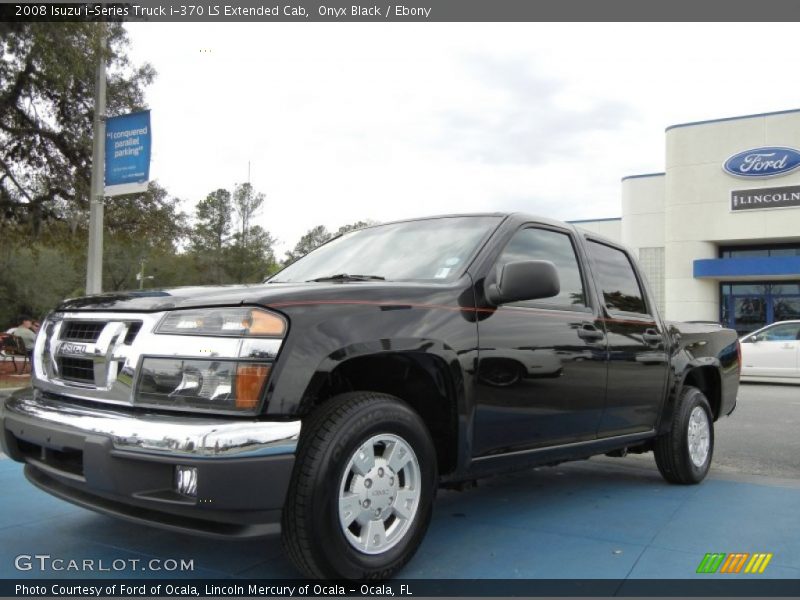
307;273;386;282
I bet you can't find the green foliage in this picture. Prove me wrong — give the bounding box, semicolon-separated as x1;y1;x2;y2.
0;244;84;327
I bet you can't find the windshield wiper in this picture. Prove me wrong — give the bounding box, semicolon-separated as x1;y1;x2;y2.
307;273;386;282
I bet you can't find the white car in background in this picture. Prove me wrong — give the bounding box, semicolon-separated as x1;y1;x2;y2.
740;320;800;384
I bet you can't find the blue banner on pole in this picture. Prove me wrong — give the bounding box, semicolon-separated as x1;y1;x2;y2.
104;110;151;196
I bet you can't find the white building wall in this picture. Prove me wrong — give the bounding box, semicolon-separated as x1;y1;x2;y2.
573;109;800;324
664;111;800;321
620;174;667;313
571;219;622;243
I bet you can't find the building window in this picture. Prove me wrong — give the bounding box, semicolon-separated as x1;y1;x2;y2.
720;282;800;335
720;244;800;259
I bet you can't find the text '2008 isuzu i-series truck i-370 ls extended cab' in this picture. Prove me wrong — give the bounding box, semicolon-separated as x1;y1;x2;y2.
0;213;740;579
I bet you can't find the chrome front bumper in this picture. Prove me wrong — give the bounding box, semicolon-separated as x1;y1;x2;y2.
1;388;300;459
1;388;302;536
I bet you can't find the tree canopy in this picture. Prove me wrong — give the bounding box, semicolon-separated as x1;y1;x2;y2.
0;23;155;234
0;24;374;329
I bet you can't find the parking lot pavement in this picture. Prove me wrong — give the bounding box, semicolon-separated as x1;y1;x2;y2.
1;383;798;581
1;455;798;580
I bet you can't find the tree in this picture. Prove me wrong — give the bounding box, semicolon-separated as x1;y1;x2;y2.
227;225;280;283
284;225;332;264
188;184;277;284
0;23;155;235
334;220;374;236
189;188;233;284
232;182;265;249
192;189;232;252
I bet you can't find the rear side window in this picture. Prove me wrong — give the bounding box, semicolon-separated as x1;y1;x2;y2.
587;241;648;315
497;227;588;310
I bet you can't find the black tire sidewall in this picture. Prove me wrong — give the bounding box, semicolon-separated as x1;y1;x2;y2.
677;388;714;482
306;396;436;579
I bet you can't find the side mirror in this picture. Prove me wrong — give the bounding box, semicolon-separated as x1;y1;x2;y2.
745;334;760;343
485;260;560;306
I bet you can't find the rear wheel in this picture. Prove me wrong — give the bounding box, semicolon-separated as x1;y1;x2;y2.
654;386;714;484
281;392;437;579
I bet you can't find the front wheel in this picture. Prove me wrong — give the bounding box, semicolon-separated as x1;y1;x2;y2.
654;385;714;484
281;392;437;579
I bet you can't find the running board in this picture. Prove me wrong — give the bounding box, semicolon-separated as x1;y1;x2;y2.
465;430;655;478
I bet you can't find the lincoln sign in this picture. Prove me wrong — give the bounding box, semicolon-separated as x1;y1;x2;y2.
731;185;800;211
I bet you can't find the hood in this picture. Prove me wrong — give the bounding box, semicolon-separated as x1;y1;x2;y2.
55;279;469;313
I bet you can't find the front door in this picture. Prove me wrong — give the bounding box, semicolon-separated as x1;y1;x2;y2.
473;225;608;457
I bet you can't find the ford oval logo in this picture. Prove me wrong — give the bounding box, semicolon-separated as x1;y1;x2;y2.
723;147;800;178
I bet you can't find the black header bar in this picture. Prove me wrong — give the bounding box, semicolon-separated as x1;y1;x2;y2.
4;578;800;597
3;0;800;22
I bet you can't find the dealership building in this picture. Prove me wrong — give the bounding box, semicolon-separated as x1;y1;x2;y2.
574;108;800;335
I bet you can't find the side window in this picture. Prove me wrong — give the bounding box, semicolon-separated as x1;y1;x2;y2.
497;227;588;310
587;241;648;315
762;323;800;341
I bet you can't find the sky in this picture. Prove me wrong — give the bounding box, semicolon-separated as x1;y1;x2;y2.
126;22;800;255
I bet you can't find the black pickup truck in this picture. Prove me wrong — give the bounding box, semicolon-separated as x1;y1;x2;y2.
1;213;740;579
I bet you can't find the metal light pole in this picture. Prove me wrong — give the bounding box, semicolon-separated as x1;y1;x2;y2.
85;22;107;295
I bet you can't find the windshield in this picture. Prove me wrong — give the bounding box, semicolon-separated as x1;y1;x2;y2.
269;216;502;283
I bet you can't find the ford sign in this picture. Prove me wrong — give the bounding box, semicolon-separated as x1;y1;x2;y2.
723;147;800;178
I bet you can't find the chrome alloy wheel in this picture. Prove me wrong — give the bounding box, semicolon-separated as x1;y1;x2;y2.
687;406;711;467
338;433;421;555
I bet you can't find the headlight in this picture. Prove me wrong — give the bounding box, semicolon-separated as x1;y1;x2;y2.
155;307;286;337
136;358;271;413
140;307;286;414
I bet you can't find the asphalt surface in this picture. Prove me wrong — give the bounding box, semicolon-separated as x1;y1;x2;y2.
0;383;798;581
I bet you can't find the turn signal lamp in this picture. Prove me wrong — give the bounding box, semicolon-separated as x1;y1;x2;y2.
235;364;271;409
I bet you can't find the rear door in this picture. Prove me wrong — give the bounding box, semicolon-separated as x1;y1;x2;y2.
584;239;670;437
472;224;609;456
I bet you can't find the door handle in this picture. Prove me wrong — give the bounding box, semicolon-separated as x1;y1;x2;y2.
577;323;605;341
642;329;663;345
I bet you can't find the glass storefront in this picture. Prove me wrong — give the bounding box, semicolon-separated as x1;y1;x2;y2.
721;282;800;335
720;244;800;258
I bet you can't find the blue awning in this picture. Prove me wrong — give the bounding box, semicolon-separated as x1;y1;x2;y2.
694;257;800;281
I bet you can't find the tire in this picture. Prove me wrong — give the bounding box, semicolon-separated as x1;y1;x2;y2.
654;385;714;484
281;391;437;579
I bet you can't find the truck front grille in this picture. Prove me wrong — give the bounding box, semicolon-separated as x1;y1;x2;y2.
59;357;95;383
124;322;142;345
61;321;106;342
